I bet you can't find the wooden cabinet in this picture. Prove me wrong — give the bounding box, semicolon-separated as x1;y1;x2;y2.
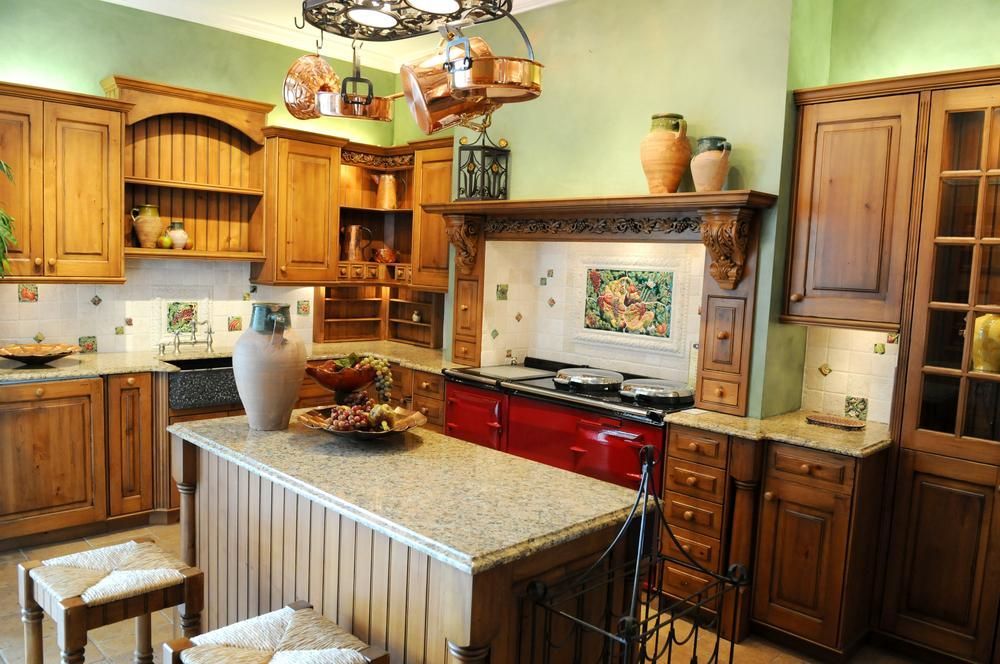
784;94;918;329
0;378;106;540
410;145;453;290
0;83;127;282
882;451;1000;662
753;443;885;652
106;373;153;516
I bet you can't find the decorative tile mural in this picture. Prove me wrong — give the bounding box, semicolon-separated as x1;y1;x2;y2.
78;336;97;353
585;269;672;338
296;300;310;316
496;284;509;301
228;316;243;332
18;284;38;303
167;302;197;334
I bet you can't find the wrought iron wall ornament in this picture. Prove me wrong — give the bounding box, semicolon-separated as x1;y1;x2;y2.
300;0;512;42
457;127;510;200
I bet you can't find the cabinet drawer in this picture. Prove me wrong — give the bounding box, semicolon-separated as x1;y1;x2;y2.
661;526;722;573
390;364;413;396
703;296;745;374
668;425;729;468
661;562;718;609
412;394;444;426
338;265;349;279
665;457;726;503
350;263;364;280
413;371;445;399
454;279;481;337
664;491;724;538
365;264;380;280
768;443;855;493
699;377;740;407
452;338;480;365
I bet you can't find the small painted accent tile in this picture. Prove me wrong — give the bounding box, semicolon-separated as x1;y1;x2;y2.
125;317;133;326
490;328;500;340
539;277;547;286
114;326;125;336
547;269;554;277
297;300;310;316
515;312;523;322
167;302;197;334
818;363;832;376
496;284;509;301
887;332;900;344
90;294;102;307
242;292;252;301
845;396;869;421
78;336;97;354
873;343;886;355
17;285;38;303
228;316;243;332
547;297;556;308
32;332;45;343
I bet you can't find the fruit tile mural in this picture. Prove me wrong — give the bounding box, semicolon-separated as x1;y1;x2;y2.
585;268;672;338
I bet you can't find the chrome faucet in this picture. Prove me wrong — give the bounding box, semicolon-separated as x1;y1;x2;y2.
173;319;214;353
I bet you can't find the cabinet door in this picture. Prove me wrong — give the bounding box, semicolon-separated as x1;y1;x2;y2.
273;138;340;283
0;96;43;278
573;415;663;492
0;378;106;539
786;94;918;327
42;102;123;280
753;476;851;648
444;382;505;449
506;395;582;466
411;146;452;290
107;373;153;516
882;451;1000;662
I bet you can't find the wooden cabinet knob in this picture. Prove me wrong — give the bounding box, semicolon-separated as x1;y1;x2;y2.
790;293;804;303
681;544;691;553
34;387;44;397
279;265;287;273
764;491;775;502
47;258;56;267
714;387;725;397
716;331;730;340
126;377;136;386
799;463;811;474
687;442;699;452
420;407;429;415
460;346;468;353
420;381;431;389
33;257;42;267
460;305;469;311
685;476;698;487
682;510;695;521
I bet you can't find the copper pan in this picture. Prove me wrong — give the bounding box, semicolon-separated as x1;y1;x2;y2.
283;54;340;120
445;14;543;103
317;89;401;122
401;36;500;135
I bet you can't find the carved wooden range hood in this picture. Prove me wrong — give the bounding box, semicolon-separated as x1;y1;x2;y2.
425;190;777;291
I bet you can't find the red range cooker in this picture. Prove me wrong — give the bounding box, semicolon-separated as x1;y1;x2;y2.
443;360;695;493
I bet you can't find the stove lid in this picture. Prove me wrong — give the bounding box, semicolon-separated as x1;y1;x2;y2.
619;378;694;400
445;365;556;381
553;367;625;387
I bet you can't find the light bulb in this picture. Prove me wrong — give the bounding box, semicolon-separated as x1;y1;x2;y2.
406;0;461;14
346;8;399;28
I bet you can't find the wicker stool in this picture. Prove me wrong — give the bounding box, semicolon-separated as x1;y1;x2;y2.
17;537;203;664
164;601;389;663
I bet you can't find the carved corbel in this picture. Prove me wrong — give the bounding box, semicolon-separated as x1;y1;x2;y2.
698;208;753;290
444;214;482;276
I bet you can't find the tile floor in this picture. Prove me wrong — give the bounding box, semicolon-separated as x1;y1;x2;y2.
0;524;917;663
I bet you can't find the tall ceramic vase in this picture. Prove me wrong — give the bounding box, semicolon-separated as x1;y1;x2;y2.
973;313;1000;373
233;303;306;431
639;113;691;194
691;136;732;192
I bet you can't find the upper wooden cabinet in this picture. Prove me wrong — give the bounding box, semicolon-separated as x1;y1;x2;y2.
411;144;454;290
784;94;919;329
0;82;129;282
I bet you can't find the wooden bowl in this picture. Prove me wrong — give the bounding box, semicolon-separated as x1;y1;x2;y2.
0;343;81;366
305;360;377;393
299;406;427;440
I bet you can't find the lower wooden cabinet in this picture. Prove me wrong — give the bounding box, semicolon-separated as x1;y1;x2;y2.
106;373;153;516
881;451;1000;663
0;378;107;540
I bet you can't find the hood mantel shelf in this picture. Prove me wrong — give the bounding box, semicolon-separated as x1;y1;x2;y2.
424;190;776;291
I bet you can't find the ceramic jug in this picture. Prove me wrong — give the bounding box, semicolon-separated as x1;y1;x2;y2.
371;174;405;210
639;113;691;194
167;220;189;251
233;303;306;431
973;313;1000;373
690;136;732;192
130;204;163;249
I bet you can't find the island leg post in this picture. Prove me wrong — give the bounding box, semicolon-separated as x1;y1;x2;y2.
171;434;202;636
720;436;763;642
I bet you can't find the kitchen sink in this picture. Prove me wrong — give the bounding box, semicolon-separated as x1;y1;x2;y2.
163;356;242;411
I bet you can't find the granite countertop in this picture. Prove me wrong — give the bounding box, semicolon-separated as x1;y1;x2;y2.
168;414;639;574
665;408;892;458
0;340;454;384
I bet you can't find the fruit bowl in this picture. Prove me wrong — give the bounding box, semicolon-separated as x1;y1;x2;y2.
0;343;81;366
298;406;427;440
305;360;377;394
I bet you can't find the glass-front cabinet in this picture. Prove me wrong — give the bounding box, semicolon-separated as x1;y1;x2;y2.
904;85;1000;463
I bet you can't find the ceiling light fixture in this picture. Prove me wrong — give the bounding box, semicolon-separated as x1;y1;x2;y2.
300;0;513;42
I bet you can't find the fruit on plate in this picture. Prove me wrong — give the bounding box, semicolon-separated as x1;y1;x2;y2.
305;353;394;403
156;233;172;249
368;404;396;431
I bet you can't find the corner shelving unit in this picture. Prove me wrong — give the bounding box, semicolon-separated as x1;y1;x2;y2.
313;285;444;348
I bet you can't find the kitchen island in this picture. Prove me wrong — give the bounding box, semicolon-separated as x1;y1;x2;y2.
168;415;641;663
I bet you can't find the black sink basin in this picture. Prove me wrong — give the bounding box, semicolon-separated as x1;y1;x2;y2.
164;356;241;411
162;356;233;371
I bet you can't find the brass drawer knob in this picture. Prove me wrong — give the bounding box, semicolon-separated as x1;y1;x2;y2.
799;463;811;474
714;387;725;397
682;510;695;521
687;442;699;452
34;387;44;397
685;476;698;487
790;293;804;303
681;544;691;553
126;377;136;386
34;257;42;267
716;331;730;340
421;381;431;389
280;265;287;273
47;258;56;267
420;407;429;415
764;491;775;502
460;305;469;311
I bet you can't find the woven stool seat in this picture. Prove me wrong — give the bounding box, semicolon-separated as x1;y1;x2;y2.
166;603;388;664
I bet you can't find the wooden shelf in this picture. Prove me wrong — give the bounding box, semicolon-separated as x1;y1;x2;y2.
125;247;265;261
390;298;432;305
341;205;413;214
125;176;264;196
389;318;432;328
325;297;382;302
325;317;382;322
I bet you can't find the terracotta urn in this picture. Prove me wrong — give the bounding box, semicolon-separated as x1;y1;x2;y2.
233;303;306;431
973;313;1000;373
167;220;189;252
130;204;162;249
690;136;732;192
639;113;691;194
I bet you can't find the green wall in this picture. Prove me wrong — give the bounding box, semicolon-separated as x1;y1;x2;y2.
829;0;1000;83
0;0;397;145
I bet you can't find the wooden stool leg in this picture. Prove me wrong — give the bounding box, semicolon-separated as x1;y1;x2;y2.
56;599;87;664
135;613;154;664
17;563;43;664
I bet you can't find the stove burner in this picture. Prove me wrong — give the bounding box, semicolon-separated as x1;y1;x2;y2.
553;368;624;392
619;378;695;407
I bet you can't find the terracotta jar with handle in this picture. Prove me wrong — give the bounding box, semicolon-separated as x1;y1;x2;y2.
130;204;162;249
639;113;691;194
690;136;732;192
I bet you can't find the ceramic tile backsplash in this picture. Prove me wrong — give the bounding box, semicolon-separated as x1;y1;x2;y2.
481;241;704;386
0;260;314;353
801;326;899;423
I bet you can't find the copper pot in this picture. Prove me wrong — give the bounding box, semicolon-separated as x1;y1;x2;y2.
283;54;340;120
445;14;543;103
401;37;500;135
317;89;398;122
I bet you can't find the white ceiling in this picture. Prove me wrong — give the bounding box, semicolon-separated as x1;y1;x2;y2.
97;0;567;72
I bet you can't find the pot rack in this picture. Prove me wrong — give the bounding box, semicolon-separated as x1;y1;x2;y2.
296;0;514;42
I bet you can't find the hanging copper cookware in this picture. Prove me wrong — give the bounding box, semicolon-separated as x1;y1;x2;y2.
445;14;543;103
401;36;500;135
283;54;340;120
315;42;399;123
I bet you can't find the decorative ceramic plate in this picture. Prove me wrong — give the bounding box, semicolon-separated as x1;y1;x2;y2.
299;406;427;440
0;343;81;366
805;413;866;431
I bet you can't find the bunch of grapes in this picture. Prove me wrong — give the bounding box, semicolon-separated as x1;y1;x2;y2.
354;354;393;403
327;404;373;432
341;391;375;409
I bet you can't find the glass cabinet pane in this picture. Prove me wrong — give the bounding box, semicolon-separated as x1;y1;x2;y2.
932;245;974;303
980;246;1000;305
919;374;961;434
984;179;1000;237
945;111;985;171
938;179;979;236
963;380;1000;441
925;310;968;369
